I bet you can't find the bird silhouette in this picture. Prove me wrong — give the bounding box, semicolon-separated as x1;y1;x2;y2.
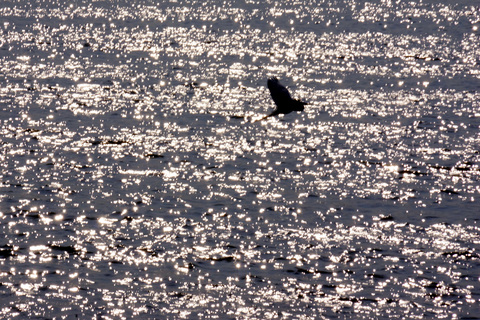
259;77;307;121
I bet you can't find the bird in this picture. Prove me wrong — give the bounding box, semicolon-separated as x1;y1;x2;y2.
259;77;307;121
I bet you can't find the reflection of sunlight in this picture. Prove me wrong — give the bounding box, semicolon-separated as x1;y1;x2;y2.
98;217;117;226
113;278;133;286
383;164;399;173
336;284;360;296
0;2;478;318
20;283;35;291
162;169;179;179
30;245;49;252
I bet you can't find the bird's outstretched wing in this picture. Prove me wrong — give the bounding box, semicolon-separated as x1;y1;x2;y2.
255;77;306;122
267;77;292;107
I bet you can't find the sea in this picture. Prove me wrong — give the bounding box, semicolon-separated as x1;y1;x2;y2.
0;0;479;319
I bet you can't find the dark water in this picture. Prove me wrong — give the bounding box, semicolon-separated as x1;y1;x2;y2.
1;0;479;319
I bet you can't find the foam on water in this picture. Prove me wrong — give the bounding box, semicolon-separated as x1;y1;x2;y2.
1;0;479;319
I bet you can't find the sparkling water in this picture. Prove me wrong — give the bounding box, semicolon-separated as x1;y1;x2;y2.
1;1;479;319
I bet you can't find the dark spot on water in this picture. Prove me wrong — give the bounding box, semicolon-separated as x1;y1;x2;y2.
398;169;427;177
339;296;358;302
322;284;336;290
290;267;320;275
424;281;439;289
360;297;378;303
50;245;80;255
379;214;394;221
106;140;128;145
91;139;128;145
170;291;190;298
27;213;40;219
145;153;164;158
210;256;235;262
440;189;459;195
0;247;15;259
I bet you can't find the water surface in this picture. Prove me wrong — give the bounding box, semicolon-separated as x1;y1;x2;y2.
1;0;479;319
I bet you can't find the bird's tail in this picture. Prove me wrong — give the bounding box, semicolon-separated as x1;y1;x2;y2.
293;100;307;111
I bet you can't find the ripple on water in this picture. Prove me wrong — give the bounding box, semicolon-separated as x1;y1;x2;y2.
1;0;480;319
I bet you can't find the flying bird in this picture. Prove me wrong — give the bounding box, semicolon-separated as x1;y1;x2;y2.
259;77;307;121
